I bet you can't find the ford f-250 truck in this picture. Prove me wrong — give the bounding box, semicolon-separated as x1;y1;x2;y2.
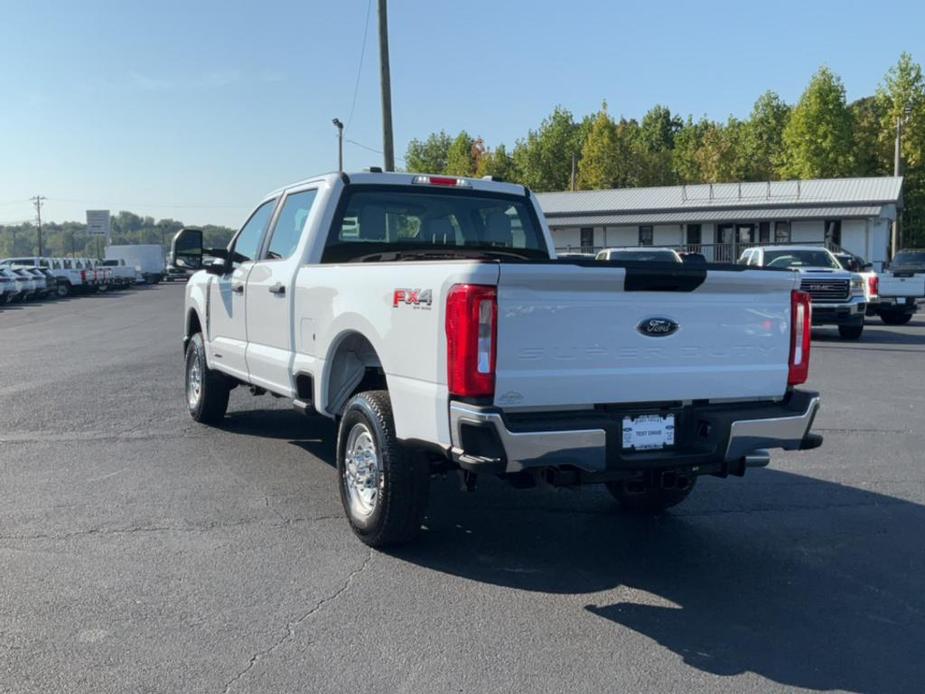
172;171;822;547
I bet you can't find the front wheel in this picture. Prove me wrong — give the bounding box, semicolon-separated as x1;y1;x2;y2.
838;323;864;339
880;311;913;326
337;390;429;547
606;475;697;513
185;333;230;424
56;282;70;298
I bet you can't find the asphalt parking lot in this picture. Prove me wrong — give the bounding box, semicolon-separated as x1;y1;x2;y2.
2;285;924;694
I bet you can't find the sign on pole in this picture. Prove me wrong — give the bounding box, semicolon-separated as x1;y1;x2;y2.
86;210;111;238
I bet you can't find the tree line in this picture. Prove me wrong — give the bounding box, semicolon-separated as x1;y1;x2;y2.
0;211;236;259
405;54;925;246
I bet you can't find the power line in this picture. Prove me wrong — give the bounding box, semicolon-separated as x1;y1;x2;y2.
346;0;373;131
344;136;405;164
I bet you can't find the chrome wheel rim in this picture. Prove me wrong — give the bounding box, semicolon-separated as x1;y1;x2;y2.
344;422;381;518
186;355;202;408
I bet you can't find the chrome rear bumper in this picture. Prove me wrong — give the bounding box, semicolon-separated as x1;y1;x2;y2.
449;391;821;476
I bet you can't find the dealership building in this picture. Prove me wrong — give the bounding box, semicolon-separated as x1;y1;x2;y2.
536;176;903;269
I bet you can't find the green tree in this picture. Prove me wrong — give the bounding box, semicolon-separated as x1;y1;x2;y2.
877;53;925;244
445;131;477;176
779;66;854;178
742;91;791;180
850;96;889;176
577;106;620;189
404;131;453;173
475;143;516;181
512;106;584;191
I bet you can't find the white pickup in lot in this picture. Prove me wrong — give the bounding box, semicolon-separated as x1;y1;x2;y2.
877;273;924;325
173;171;823;547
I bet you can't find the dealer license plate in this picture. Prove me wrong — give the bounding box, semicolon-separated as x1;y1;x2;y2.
622;414;675;450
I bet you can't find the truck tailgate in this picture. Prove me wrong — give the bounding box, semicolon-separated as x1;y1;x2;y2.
494;263;799;409
879;273;925;298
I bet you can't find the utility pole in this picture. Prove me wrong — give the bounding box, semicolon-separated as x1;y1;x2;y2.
570;154;577;191
31;195;46;256
891;105;912;258
332;118;344;172
377;0;395;171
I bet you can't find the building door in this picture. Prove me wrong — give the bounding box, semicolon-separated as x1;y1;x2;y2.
686;224;702;253
716;224;735;262
580;227;594;253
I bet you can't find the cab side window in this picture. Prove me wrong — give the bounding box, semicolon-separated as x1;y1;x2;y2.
233;200;277;263
263;189;318;260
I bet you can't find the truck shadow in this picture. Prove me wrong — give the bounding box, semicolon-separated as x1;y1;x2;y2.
221;408;337;465
390;471;925;693
219;406;924;691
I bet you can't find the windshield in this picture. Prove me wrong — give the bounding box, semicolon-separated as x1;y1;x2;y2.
606;249;680;263
764;249;839;269
322;186;549;263
893;251;925;267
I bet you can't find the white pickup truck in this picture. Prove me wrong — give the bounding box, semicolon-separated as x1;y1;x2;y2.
100;258;137;288
173;171;822;547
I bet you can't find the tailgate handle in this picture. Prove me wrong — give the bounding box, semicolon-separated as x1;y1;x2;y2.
231;282;244;294
268;282;285;295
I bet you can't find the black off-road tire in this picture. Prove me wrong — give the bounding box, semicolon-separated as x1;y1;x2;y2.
184;333;230;424
337;390;429;547
880;311;913;326
838;323;864;339
56;282;70;298
606;476;697;513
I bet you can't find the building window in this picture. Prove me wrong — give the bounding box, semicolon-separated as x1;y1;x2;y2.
774;221;791;243
686;224;701;247
759;222;771;244
580;227;594;253
639;225;653;246
824;220;842;248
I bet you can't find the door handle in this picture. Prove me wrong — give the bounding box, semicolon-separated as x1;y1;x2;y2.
232;283;244;294
268;282;285;295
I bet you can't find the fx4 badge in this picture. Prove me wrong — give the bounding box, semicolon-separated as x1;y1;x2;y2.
393;288;433;310
637;317;679;337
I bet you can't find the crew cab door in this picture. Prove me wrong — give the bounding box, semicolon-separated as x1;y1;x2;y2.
244;187;320;395
207;199;277;380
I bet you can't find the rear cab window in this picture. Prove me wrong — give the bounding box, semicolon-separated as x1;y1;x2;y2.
321;186;549;263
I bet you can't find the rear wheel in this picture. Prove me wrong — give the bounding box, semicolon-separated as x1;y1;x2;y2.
606;474;697;513
838;322;864;339
880;311;913;326
337;390;429;547
185;333;230;424
56;282;70;298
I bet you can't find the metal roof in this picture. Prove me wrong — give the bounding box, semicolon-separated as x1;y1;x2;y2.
536;177;903;218
545;206;887;227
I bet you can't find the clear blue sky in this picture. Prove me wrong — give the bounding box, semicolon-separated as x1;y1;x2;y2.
1;0;922;228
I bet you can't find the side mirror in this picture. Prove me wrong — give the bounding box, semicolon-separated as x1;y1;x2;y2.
171;227;203;270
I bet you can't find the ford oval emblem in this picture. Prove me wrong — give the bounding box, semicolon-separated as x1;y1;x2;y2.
637;317;679;337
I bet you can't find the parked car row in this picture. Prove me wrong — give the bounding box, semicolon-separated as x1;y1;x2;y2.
0;255;150;304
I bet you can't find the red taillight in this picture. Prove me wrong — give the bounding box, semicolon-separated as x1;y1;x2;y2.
81;270;87;281
411;175;471;188
868;275;879;297
446;284;497;398
788;290;812;386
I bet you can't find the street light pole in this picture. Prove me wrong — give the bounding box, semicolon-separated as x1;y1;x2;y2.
332;118;344;172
